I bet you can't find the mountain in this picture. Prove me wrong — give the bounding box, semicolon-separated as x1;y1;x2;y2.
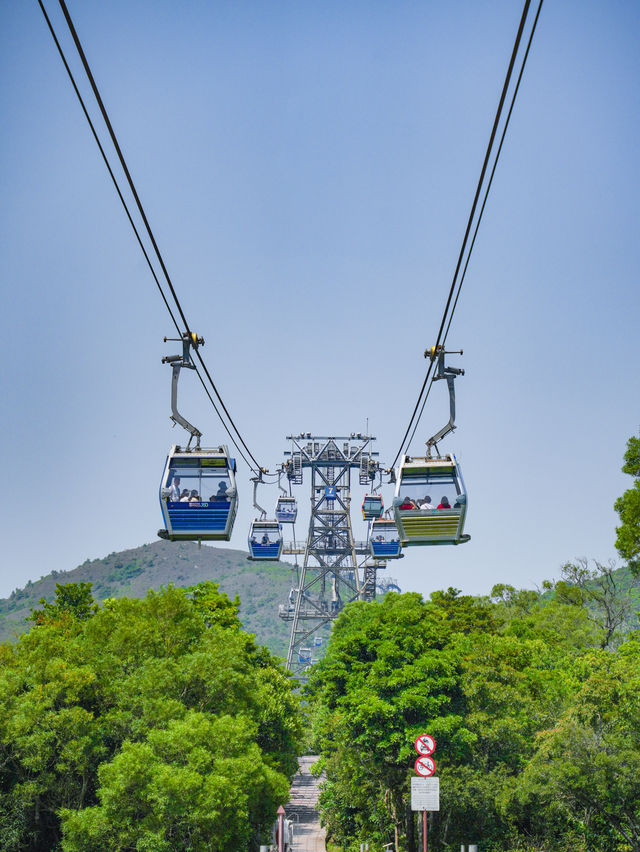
0;541;297;656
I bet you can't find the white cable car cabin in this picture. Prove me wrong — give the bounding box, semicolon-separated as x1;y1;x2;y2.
159;445;238;541
393;454;469;546
276;496;298;524
248;519;283;561
369;518;403;559
362;494;384;520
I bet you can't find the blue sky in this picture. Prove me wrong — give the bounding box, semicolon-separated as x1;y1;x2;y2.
1;0;638;601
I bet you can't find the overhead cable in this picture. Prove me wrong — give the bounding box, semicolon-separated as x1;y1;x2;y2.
36;0;182;337
391;0;541;468
402;0;545;455
40;0;263;472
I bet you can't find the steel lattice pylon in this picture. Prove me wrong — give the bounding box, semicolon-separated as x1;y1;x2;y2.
278;434;384;677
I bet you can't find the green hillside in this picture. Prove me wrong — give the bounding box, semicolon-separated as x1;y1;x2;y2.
0;541;296;656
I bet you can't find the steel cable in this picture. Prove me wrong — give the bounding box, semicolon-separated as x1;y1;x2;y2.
402;0;545;457
43;0;263;472
391;0;540;468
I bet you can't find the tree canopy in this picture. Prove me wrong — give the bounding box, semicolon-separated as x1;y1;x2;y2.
307;581;640;852
0;581;301;851
615;431;640;572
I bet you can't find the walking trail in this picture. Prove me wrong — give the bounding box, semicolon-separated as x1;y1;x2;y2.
286;755;327;851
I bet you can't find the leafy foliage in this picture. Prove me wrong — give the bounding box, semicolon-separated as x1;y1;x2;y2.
510;638;640;851
308;583;640;852
0;581;301;851
615;432;640;573
0;541;295;655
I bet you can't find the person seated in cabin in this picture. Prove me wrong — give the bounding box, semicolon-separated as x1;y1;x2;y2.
261;533;270;545
179;489;191;502
169;475;181;501
437;496;452;509
399;496;418;510
189;490;200;502
212;481;230;502
418;495;433;510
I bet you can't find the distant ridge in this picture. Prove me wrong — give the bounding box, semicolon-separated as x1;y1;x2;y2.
0;541;295;656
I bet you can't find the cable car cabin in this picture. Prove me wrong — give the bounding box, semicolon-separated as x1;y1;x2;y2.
362;494;384;520
158;445;237;541
393;454;470;546
276;496;298;524
369;519;403;559
248;520;283;561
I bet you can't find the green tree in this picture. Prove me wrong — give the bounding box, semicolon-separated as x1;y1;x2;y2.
29;582;98;624
61;713;289;852
555;558;637;648
0;581;301;851
509;637;640;851
614;431;640;572
309;589;600;852
307;592;496;851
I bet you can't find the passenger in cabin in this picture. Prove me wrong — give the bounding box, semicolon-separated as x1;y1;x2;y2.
437;496;451;509
179;489;190;502
189;490;200;502
212;481;229;501
261;533;270;545
169;476;181;501
418;495;433;509
400;496;418;510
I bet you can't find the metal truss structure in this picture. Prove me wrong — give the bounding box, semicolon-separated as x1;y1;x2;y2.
279;434;385;677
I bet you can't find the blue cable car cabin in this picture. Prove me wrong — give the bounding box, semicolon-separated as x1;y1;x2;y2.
276;496;298;524
362;494;384;520
369;518;403;559
298;647;312;664
158;445;237;542
248;519;283;561
393;454;470;546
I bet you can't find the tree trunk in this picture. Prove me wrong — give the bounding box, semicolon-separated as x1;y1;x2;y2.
406;803;416;852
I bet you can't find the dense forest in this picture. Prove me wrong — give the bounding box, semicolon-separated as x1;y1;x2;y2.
308;432;640;852
0;432;639;851
0;582;302;851
0;542;295;655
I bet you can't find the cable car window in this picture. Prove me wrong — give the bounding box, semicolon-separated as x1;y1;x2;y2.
249;522;280;546
398;472;459;508
371;523;400;544
166;463;231;503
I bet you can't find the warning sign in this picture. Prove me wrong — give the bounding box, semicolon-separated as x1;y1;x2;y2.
414;734;436;756
414;755;436;777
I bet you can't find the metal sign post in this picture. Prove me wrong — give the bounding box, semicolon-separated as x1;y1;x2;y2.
277;805;285;852
423;810;427;852
412;734;439;852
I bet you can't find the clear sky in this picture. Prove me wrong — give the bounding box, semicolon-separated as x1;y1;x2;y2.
1;0;638;602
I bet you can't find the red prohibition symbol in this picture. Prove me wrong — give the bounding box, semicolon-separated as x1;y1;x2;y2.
414;734;436;756
414;755;436;777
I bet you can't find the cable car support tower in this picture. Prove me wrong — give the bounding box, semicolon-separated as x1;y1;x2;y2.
279;434;383;676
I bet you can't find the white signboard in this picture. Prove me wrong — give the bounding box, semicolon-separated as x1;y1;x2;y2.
411;777;440;812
